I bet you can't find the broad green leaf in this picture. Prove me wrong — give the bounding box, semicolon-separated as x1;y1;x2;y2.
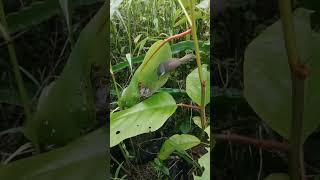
24;4;107;146
6;0;102;34
112;41;209;72
111;92;177;147
193;148;210;180
158;134;200;160
244;8;320;141
118;40;172;108
137;40;172;91
263;173;290;180
0;127;106;180
186;64;210;106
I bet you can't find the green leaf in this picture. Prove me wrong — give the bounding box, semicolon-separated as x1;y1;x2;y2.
192;116;202;128
158;134;200;160
244;8;320;141
186;64;210;106
118;40;172;108
111;92;177;147
193;148;210;180
24;3;107;146
112;40;209;73
204;125;210;139
263;173;290;180
6;0;102;34
0;127;106;180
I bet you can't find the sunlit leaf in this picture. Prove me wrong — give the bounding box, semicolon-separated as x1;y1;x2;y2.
158;134;200;160
193;148;210;180
186;64;210;106
118;40;171;108
111;92;177;147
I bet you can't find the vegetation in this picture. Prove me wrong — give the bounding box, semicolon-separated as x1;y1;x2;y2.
0;0;107;179
213;0;320;179
110;0;210;179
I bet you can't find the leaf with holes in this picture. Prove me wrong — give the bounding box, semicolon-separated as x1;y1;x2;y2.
244;8;320;141
111;92;177;147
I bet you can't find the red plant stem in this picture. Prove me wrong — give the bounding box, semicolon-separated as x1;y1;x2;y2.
164;29;192;42
140;29;192;71
214;133;289;152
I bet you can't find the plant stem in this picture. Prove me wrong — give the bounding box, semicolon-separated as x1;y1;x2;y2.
139;29;191;71
190;0;206;130
214;133;289;152
110;62;121;101
0;1;32;124
177;0;192;26
177;103;201;111
278;0;307;179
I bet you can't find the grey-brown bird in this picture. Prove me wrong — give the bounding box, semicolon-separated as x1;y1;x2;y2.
157;54;196;78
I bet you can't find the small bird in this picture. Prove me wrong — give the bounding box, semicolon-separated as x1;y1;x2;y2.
157;54;196;79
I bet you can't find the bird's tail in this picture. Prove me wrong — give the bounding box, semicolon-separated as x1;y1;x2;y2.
179;54;196;64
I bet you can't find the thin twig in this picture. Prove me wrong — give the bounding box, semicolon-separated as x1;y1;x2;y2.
177;103;201;111
214;133;289;152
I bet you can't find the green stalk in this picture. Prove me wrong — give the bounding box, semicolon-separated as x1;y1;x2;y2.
110;62;120;101
177;0;192;26
278;0;306;179
189;0;206;130
0;0;32;124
